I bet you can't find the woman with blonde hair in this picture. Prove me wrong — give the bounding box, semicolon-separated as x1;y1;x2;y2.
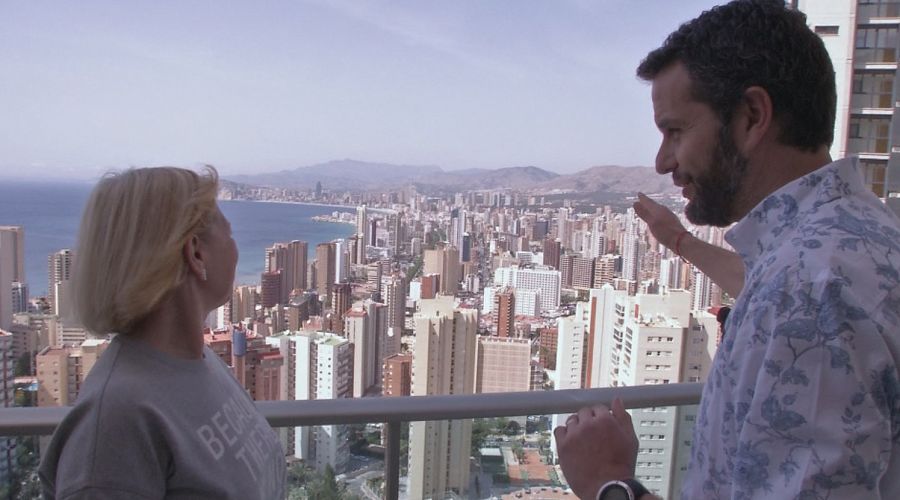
39;167;286;499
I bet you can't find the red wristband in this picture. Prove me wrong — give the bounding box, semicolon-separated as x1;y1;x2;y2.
673;230;690;259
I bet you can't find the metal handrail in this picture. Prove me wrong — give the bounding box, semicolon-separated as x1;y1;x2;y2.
15;383;704;499
0;383;703;436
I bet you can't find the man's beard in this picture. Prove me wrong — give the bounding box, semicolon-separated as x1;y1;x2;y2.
684;125;749;227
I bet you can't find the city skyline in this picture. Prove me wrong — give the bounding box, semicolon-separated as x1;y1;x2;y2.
0;1;724;181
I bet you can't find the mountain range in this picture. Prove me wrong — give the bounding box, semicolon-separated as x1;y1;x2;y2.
225;159;678;195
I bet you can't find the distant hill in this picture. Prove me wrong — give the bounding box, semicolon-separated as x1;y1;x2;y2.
224;160;676;196
536;165;677;195
226;160;560;192
227;159;443;191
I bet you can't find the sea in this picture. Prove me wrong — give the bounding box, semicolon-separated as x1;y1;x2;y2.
0;181;356;296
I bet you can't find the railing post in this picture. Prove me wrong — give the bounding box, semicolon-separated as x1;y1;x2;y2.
384;421;401;500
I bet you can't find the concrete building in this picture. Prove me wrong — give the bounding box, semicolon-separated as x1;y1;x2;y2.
494;265;561;313
315;242;336;303
797;0;900;213
423;246;460;296
311;332;354;474
621;209;642;286
356;205;369;264
260;271;281;309
593;254;617;288
265;240;307;304
0;330;15;486
35;339;108;407
48;249;73;320
420;273;440;300
232;285;257;324
229;329;284;401
492;287;515;338
408;297;478;499
344;308;376;397
475;336;532;393
593;290;719;498
329;283;352;335
259;329;351;473
0;231;17;331
571;255;595;290
0;228;24;284
384;273;407;340
382;353;412;397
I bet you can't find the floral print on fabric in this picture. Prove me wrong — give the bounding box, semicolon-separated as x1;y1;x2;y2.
680;158;900;500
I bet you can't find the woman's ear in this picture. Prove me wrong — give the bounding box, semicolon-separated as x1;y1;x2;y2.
183;234;206;281
732;86;774;154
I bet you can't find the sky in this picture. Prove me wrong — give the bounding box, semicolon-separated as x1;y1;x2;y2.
0;0;725;181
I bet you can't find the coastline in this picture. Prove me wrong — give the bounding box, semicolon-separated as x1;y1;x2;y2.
220;197;396;213
220;198;355;210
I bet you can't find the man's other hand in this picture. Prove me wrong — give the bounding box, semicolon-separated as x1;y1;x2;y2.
554;398;639;499
633;192;686;249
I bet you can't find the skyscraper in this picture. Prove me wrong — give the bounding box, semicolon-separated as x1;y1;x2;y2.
315;242;336;303
475;336;532;393
265;240;307;304
621;208;642;287
329;283;352;335
260;271;282;309
343;308;376;397
408;297;477;499
36;339;109;407
48;249;74;320
0;227;24;283
798;0;900;212
231;285;257;324
311;333;354;474
382;353;412;397
542;237;561;269
333;239;350;284
356;205;369;264
571;255;595;290
493;287;515;338
384;273;406;339
0;231;18;330
593;290;719;498
423;246;460;296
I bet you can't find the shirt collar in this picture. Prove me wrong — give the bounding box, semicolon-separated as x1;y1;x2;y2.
725;157;862;271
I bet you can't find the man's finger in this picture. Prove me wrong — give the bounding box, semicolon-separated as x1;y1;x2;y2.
553;425;567;442
633;201;647;218
580;405;605;421
611;397;632;427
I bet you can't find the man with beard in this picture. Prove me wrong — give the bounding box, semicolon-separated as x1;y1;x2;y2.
555;1;900;499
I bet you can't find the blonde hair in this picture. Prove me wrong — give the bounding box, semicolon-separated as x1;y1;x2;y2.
73;166;219;334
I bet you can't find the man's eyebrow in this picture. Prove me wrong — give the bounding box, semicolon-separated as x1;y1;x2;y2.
655;117;675;130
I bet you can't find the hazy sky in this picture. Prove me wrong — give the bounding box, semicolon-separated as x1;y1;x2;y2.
0;1;724;180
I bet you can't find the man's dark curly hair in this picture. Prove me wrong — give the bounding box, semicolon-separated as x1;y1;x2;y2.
636;0;836;151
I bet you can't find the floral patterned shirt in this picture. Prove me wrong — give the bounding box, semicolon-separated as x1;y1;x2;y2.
681;157;900;499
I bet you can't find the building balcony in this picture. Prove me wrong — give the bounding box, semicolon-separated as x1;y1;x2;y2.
1;383;702;499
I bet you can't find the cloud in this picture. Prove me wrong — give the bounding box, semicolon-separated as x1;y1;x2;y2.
309;0;530;78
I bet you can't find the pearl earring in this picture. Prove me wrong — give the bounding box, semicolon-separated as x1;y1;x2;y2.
201;268;208;281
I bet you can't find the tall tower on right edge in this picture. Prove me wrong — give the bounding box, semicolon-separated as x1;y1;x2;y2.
797;0;900;214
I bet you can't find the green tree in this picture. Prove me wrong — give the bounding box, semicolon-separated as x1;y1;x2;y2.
511;442;525;462
471;418;493;456
14;352;32;377
306;464;357;500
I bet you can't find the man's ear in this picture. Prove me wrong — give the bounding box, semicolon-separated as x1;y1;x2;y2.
183;234;205;280
732;86;774;154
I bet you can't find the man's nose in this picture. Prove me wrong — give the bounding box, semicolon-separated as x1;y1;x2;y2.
655;142;675;175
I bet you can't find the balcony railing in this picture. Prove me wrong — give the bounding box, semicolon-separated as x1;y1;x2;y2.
4;383;703;499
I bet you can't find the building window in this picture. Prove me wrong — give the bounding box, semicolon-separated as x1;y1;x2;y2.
814;25;839;36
